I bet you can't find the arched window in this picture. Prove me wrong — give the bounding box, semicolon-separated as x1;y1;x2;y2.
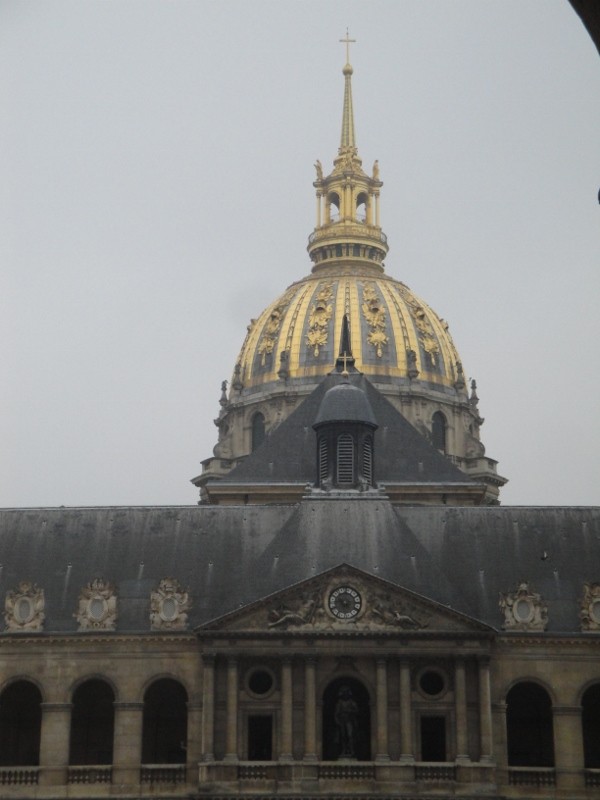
0;680;42;766
582;683;600;768
318;437;328;485
142;679;187;764
328;193;340;222
69;679;114;765
431;411;447;452
506;682;554;767
322;677;371;761
362;435;373;485
337;433;355;485
251;412;265;452
356;192;367;222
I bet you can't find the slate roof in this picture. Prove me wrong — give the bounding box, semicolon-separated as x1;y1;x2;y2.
0;503;598;634
214;374;472;487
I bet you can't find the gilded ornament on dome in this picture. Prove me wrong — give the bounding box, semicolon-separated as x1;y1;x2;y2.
361;283;388;358
257;304;287;366
306;283;334;357
408;302;440;367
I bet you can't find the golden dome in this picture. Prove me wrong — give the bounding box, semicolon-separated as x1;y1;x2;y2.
235;267;463;393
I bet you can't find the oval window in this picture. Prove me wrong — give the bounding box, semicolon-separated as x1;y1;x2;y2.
161;597;178;621
15;597;32;623
89;598;106;620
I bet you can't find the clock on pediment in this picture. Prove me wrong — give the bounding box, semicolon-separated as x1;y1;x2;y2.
328;585;362;620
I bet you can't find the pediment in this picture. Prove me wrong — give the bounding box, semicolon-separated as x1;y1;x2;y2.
197;564;492;635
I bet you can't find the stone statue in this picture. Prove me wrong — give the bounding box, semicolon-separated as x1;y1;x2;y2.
372;159;380;180
314;160;323;180
334;685;359;758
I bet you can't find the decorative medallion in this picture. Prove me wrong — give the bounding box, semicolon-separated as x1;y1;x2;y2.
328;585;362;619
361;283;388;358
499;582;547;631
150;578;191;630
4;581;45;632
306;283;333;357
580;583;600;631
75;578;117;631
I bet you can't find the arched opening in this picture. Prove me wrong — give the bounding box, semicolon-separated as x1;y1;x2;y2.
322;677;371;761
582;683;600;768
0;680;42;766
336;433;355;485
328;193;340;223
251;412;265;452
506;682;554;767
142;679;187;764
431;412;447;452
69;679;114;765
356;192;367;222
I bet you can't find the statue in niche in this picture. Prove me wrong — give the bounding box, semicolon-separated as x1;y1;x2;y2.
334;685;359;758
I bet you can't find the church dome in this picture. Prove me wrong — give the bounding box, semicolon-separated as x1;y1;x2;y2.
235;268;463;396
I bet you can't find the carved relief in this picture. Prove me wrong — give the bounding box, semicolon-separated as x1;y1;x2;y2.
75;578;117;631
306;283;333;357
150;578;191;630
361;283;388;358
4;582;45;632
580;582;600;631
257;307;284;366
499;582;547;631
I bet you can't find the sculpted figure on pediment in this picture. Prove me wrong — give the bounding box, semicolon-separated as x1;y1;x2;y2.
4;581;45;632
75;578;117;631
150;577;191;630
580;582;600;632
500;581;547;631
367;594;429;630
268;591;322;629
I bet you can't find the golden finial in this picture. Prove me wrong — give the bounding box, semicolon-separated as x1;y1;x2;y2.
339;28;356;66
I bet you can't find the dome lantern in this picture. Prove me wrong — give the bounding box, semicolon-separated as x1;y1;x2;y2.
308;35;388;273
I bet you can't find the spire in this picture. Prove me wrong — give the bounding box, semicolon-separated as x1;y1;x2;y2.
339;30;357;152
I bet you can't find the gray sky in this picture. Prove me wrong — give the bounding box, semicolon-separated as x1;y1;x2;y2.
2;1;599;508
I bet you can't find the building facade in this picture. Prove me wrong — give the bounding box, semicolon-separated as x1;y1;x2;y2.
1;48;599;800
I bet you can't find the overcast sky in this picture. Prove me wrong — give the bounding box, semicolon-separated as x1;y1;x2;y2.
2;1;599;508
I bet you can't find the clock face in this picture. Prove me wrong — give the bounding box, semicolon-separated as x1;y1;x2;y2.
328;586;362;619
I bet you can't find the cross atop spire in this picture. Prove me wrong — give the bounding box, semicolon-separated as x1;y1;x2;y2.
339;28;356;65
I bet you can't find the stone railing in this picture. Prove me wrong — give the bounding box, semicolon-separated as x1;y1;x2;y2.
140;764;186;785
67;766;112;784
0;768;39;785
415;763;457;781
586;768;600;787
508;766;556;786
319;763;376;780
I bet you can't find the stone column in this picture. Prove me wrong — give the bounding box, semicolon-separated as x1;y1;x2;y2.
304;658;317;761
375;194;380;227
553;705;585;791
316;193;321;228
112;701;144;786
455;659;469;762
224;658;238;762
366;193;373;225
39;702;71;786
399;661;414;762
478;659;493;762
201;654;215;761
280;658;293;761
375;658;390;761
186;698;203;782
